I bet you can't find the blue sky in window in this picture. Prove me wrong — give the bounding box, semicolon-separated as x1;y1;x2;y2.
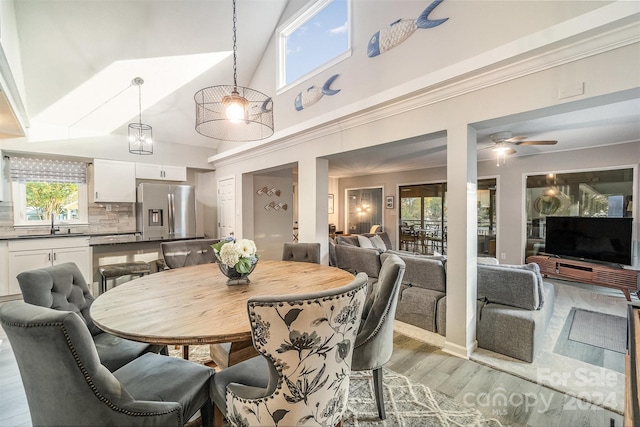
286;0;348;85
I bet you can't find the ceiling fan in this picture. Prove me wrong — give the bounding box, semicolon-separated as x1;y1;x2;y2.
485;131;557;165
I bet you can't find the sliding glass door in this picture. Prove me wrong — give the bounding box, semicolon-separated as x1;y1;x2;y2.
399;178;497;256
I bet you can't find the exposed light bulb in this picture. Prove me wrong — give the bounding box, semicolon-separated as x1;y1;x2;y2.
226;101;245;123
222;91;248;123
492;144;510;166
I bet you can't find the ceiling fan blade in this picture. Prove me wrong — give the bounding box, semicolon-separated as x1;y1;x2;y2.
515;140;558;146
505;147;517;154
505;135;527;143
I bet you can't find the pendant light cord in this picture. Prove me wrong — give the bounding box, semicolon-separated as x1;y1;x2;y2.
232;0;238;91
138;84;142;125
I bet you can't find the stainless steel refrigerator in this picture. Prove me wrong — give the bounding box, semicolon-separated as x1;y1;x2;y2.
136;183;197;239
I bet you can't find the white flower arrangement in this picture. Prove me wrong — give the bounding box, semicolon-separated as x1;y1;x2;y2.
212;237;258;274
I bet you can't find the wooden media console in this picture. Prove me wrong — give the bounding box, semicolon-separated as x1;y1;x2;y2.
527;255;639;301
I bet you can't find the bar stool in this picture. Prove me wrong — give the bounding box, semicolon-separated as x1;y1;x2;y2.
98;261;151;294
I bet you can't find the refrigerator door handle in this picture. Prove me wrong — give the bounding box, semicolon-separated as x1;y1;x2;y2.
168;193;175;235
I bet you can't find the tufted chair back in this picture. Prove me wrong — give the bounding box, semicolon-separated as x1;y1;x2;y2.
351;254;405;420
225;273;368;427
161;239;221;269
17;262;102;336
281;242;321;264
0;301;214;427
17;262;166;372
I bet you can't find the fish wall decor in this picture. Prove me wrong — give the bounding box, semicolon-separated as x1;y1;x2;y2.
294;74;341;111
368;0;449;58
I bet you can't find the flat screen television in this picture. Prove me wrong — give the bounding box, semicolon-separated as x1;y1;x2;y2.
544;216;633;266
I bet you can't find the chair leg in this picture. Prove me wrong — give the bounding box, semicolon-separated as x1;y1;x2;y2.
372;367;386;420
201;400;213;427
213;404;224;427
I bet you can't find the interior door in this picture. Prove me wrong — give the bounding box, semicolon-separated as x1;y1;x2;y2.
218;177;235;239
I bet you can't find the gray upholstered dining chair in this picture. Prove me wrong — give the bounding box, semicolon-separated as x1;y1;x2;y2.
0;301;214;427
281;242;321;264
351;253;405;420
161;238;221;269
210;272;368;427
16;262;166;372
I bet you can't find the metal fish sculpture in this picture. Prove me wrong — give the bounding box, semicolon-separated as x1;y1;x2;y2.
294;74;340;111
367;0;448;58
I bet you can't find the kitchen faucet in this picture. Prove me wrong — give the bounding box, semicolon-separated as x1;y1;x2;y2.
51;213;60;235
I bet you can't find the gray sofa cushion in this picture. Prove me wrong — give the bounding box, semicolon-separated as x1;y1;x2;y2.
336;235;359;246
335;244;382;278
395;285;445;332
383;252;446;293
477;282;555;362
477;263;543;310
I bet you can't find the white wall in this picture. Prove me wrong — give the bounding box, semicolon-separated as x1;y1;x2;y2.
252;170;294;260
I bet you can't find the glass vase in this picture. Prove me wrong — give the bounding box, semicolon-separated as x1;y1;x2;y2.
217;260;258;285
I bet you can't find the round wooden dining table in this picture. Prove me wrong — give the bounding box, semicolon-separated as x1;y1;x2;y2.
90;259;356;365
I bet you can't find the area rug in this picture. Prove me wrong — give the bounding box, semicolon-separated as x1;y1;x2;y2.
344;369;501;427
568;308;626;353
469;279;628;415
171;348;501;426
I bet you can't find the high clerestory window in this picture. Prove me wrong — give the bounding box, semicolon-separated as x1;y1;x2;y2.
277;0;351;91
10;157;89;227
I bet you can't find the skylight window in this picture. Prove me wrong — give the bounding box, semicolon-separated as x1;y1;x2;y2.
278;0;350;91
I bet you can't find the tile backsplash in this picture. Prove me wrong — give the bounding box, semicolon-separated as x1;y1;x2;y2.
0;201;136;237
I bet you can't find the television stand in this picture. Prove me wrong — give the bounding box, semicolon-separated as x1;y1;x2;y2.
527;255;638;301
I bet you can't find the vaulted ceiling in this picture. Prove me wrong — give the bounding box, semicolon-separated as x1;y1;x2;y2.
8;1;640;177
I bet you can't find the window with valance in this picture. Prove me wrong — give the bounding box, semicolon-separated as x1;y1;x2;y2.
9;156;89;226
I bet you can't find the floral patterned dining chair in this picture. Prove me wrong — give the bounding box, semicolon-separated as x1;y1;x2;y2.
212;272;368;427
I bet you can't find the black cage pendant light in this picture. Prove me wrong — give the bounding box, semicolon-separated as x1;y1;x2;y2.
194;0;274;142
128;77;153;155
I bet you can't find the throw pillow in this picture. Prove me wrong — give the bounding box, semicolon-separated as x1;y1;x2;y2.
357;235;375;249
369;234;387;252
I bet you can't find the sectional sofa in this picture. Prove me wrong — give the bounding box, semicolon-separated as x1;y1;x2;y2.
333;232;555;362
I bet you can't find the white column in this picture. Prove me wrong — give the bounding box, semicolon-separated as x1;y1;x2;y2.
443;125;478;359
298;157;330;264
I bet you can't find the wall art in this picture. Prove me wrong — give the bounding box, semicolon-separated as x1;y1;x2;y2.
294;74;340;111
367;0;448;58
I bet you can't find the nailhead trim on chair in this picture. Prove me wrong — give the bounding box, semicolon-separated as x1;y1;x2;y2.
4;319;183;423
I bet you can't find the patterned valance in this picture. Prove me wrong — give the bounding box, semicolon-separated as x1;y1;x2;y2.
9;157;87;183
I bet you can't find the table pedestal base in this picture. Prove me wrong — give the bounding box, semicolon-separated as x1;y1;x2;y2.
210;340;258;369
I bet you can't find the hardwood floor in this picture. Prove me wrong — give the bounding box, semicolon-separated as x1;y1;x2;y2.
0;317;624;427
387;332;623;427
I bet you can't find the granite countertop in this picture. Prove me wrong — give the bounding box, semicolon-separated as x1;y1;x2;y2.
89;234;205;246
0;232;206;246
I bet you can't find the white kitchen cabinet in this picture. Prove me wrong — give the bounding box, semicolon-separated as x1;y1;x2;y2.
136;162;187;181
6;237;92;296
92;159;136;202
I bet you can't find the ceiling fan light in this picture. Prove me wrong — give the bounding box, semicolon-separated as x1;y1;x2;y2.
491;143;510;154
